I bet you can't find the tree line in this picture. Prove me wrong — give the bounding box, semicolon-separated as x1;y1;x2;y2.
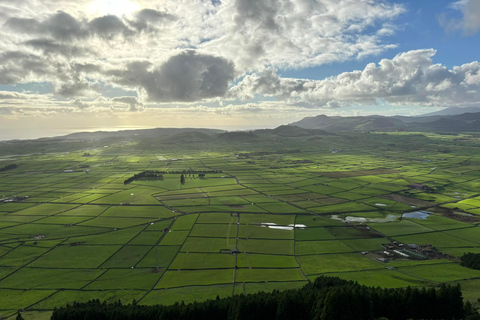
124;170;221;184
0;164;17;172
124;171;164;185
49;276;473;320
461;252;480;270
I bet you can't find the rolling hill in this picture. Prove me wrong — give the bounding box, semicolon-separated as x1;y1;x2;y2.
290;112;480;132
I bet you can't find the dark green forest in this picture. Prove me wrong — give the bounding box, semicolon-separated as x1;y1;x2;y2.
0;164;17;172
461;253;480;270
50;276;473;320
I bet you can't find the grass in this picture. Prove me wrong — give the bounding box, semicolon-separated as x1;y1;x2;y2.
10;204;79;216
370;220;435;236
79;216;156;228
238;225;294;240
236;268;306;282
242;281;307;295
137;245;180;268
169;253;235;269
297;253;383;275
342;238;387;251
2;131;480;312
189;224;237;238
101;245;152;268
92;186;165;205
295;227;337;241
0;246;51;267
155;269;234;288
397;263;480;282
295;215;345;227
237;254;299;268
455;279;480;302
32;290;144;309
255;202;308;214
327;226;382;239
128;231;162;245
444;227;480;244
181;237;236;253
170;214;198;231
30;245;121;268
196;212;237;224
393;232;478;248
295;240;354;255
160;231;189;246
325;269;429;288
0;289;56;310
101;206;176;219
0;203;37;212
237;239;294;255
240;213;295;226
56;205;107;217
310;202;374;214
140;284;233;306
0;268;103;289
65;226;143;245
85;268;164;290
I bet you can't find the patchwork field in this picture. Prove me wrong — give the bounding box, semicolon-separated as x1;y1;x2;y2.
1;131;480;318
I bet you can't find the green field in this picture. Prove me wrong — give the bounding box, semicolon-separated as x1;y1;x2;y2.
1;130;480;318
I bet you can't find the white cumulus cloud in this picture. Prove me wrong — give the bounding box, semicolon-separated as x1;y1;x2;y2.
230;49;480;108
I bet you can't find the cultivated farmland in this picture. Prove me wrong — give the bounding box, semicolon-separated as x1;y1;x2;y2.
1;130;480;318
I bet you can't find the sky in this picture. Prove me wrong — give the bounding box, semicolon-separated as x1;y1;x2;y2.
1;0;480;139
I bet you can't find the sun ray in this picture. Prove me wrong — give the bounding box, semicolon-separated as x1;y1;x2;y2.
87;0;141;17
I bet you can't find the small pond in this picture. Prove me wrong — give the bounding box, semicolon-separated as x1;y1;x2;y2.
402;210;431;220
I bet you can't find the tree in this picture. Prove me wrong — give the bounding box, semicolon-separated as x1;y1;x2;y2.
180;174;185;185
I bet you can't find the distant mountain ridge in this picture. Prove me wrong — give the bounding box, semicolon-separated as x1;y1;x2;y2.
62;128;225;140
419;106;480;117
290;111;480;132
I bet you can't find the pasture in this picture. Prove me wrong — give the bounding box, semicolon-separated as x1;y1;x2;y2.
1;131;480;318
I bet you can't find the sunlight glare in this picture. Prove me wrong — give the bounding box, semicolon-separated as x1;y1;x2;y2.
88;0;141;17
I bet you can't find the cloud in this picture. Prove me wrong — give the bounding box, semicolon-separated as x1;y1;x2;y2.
72;98;90;110
0;0;407;104
234;0;281;32
22;39;90;57
54;81;93;97
108;51;235;102
112;96;145;111
5;12;86;40
4;11;136;40
230;49;480;108
128;9;177;32
0;51;53;84
438;0;480;36
0;91;32;100
208;0;405;71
